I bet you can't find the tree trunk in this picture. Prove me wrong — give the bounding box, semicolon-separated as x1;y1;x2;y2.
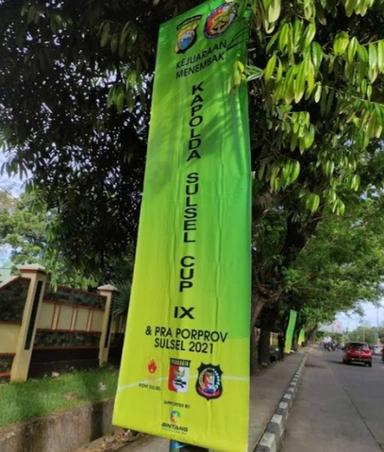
251;298;265;328
258;304;281;365
307;326;318;344
292;328;299;351
250;296;265;375
258;327;271;365
250;327;259;375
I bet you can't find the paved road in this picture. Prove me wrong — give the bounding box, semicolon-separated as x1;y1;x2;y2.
282;347;384;452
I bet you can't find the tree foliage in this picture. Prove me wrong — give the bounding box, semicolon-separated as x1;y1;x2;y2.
0;189;98;287
348;325;384;344
247;0;384;319
286;194;384;326
1;0;384;328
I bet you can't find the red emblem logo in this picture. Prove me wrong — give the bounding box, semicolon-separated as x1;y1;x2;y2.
147;359;157;374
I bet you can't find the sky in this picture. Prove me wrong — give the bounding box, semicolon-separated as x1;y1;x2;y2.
0;151;24;197
335;301;384;331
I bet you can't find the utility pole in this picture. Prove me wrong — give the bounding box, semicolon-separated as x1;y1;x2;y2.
169;441;207;451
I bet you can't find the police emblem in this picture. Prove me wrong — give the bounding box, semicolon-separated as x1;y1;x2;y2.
168;358;190;393
196;363;223;400
204;2;237;39
175;15;202;54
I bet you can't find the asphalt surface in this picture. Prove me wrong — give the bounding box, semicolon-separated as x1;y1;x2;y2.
282;347;384;452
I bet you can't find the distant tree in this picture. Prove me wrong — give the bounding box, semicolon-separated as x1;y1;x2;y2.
286;193;384;328
0;187;17;211
0;189;100;287
348;326;384;344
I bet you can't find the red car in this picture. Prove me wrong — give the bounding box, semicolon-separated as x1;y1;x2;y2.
343;342;372;367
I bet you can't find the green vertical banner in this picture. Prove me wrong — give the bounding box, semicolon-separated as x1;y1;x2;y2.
284;310;298;354
298;328;305;347
113;2;251;451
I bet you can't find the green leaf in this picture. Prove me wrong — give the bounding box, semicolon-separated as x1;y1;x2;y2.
324;161;335;176
320;88;333;116
344;0;356;17
378;40;384;72
366;84;372;100
278;23;290;52
291;160;300;182
305;60;315;96
116;91;125;112
347;37;358;63
100;22;110;48
304;22;316;48
266;32;280;53
294;63;306;103
276;59;283;82
246;65;264;82
264;53;277;81
269;165;281;191
258;162;266;180
314;83;322;103
356;43;368;63
303;0;314;20
334;198;345;215
268;0;281;22
292;19;303;50
333;32;349;56
311;42;323;70
320;86;328;116
282;160;293;183
303;125;315;149
107;85;116;108
368;43;378;82
236;0;248;18
284;66;297;104
119;22;130;58
306;193;320;213
351;174;360;191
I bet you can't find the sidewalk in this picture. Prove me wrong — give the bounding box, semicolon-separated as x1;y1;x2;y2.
117;351;306;452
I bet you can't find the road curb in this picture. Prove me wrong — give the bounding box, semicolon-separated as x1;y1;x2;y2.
254;352;308;452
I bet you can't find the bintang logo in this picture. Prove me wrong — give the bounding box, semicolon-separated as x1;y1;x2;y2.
170;409;181;424
175;15;202;53
162;409;188;434
204;2;237;39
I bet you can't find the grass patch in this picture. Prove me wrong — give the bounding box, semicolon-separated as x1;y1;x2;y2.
0;367;118;428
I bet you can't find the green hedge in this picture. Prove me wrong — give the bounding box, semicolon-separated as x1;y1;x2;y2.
0;277;29;322
0;356;13;374
45;286;105;309
34;331;100;348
